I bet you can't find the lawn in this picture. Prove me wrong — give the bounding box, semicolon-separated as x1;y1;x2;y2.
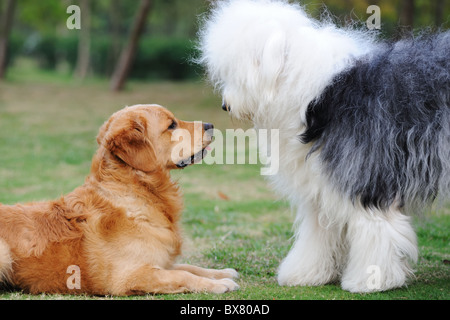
0;66;448;300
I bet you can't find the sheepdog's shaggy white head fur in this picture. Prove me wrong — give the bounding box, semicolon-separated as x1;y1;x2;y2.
198;0;374;123
197;0;450;293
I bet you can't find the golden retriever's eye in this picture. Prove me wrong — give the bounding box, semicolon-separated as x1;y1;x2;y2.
168;120;177;130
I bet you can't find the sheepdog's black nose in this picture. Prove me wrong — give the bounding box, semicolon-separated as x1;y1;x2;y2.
203;122;214;131
222;102;230;112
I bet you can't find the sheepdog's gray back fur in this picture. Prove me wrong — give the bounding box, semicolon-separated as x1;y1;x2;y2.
302;31;450;210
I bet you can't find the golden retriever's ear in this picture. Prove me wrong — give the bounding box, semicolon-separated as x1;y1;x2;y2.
103;116;157;172
96;117;113;146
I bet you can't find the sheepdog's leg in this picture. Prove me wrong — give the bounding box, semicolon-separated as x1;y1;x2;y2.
0;239;13;284
277;206;344;286
341;210;418;292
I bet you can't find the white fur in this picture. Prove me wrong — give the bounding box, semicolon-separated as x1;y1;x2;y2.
199;0;418;292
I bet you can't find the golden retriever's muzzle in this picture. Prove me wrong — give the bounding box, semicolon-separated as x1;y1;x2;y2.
176;122;214;168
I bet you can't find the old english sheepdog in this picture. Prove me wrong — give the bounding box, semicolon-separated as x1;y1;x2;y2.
197;0;450;292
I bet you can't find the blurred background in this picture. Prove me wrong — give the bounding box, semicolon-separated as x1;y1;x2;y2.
0;1;449;300
0;0;449;86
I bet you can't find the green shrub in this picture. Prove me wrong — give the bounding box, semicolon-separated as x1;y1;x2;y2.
7;34;26;68
131;37;200;80
9;33;201;81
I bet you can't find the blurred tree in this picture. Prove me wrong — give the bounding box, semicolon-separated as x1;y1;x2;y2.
110;0;153;91
108;0;122;75
0;0;16;79
400;0;415;30
74;0;91;79
17;0;64;34
148;0;208;37
435;0;445;26
306;0;449;36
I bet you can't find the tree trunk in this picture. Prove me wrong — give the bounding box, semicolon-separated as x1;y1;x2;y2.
107;0;122;77
0;0;16;80
74;0;91;79
399;0;415;30
435;0;445;27
110;0;153;92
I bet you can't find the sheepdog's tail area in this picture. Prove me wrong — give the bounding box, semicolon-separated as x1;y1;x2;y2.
0;239;12;285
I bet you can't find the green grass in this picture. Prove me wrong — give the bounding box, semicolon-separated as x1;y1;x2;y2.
0;65;449;300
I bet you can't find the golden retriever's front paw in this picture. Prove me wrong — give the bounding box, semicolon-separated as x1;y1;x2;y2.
211;268;239;280
210;278;240;294
221;268;239;279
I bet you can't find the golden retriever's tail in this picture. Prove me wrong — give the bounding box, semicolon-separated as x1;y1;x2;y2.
0;239;12;285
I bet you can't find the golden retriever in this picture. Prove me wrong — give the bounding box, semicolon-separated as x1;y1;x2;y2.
0;104;238;295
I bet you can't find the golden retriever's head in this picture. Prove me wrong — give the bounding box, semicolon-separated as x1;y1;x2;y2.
97;104;214;172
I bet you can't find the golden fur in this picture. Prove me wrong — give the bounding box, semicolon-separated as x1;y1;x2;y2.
0;104;238;295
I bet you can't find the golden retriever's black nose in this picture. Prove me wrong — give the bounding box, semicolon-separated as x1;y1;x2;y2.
203;123;214;131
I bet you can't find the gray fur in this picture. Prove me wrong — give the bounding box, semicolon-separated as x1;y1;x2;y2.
302;32;450;210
